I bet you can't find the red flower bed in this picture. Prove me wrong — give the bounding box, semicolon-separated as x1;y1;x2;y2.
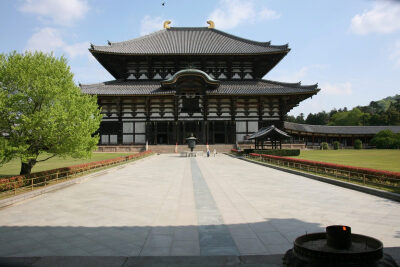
0;151;153;192
248;153;400;179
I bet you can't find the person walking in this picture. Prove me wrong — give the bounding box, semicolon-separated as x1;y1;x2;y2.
213;149;216;157
207;148;210;157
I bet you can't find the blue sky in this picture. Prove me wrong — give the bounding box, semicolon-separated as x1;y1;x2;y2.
1;0;399;116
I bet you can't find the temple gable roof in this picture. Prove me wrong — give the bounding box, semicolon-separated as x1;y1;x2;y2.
90;27;289;55
248;125;291;140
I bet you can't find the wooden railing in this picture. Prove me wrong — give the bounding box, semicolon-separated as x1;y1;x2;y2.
0;151;154;198
246;153;400;191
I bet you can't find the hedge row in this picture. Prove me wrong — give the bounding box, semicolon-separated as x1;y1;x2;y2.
0;151;154;192
231;149;244;156
248;153;400;180
253;149;300;156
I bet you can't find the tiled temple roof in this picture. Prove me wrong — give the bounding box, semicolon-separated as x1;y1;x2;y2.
80;79;319;96
90;27;289;55
248;125;291;140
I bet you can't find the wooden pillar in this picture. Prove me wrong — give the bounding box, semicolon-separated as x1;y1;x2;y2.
224;121;228;144
117;97;123;145
154;121;158;145
183;121;186;144
232;121;236;144
145;122;149;145
173;121;177;144
167;121;170;145
145;97;150;144
211;121;215;144
204;121;208;144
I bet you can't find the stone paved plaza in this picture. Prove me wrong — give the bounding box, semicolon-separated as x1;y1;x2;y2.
0;154;399;260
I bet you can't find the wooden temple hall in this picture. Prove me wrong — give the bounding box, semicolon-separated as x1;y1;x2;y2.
80;21;320;146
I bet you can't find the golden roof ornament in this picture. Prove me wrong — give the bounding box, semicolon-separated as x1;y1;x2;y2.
163;20;171;29
207;20;215;29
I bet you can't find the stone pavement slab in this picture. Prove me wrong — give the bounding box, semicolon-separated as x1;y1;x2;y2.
0;154;399;264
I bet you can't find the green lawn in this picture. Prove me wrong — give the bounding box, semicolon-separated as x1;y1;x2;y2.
291;149;400;172
0;153;133;177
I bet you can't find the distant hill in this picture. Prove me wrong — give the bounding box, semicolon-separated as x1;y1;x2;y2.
370;94;400;112
287;94;400;126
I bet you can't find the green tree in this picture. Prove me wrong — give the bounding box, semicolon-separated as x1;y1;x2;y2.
305;111;330;125
296;113;305;124
386;104;400;125
286;115;296;123
329;108;365;126
0;52;102;175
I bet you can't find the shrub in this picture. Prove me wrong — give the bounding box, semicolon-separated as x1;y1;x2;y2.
354;139;362;149
333;141;340;150
321;142;329;150
243;149;254;154
253;149;300;156
370;130;400;149
231;149;244;156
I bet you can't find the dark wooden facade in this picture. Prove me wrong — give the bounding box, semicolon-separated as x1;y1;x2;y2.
96;94;308;145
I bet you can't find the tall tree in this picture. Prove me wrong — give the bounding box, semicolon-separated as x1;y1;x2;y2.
305;111;329;125
0;52;102;175
328;108;364;126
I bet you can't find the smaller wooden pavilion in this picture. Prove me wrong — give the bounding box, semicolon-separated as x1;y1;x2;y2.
247;125;290;149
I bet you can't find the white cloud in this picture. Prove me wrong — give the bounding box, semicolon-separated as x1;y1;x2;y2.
208;0;280;30
272;67;308;83
25;27;90;59
25;27;64;53
63;41;90;59
390;40;400;66
140;16;165;36
258;8;281;21
320;82;353;96
19;0;89;26
350;0;400;35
